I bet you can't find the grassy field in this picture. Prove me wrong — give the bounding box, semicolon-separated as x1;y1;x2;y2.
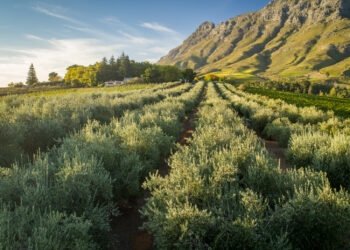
203;70;262;83
246;87;350;118
0;83;158;99
0;85;71;97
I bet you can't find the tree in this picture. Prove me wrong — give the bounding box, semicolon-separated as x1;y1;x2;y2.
8;82;24;88
48;72;62;82
119;53;131;78
96;61;109;82
26;63;39;86
109;55;115;65
182;68;196;82
142;66;161;83
161;66;182;82
329;87;337;97
49;72;58;81
101;57;108;64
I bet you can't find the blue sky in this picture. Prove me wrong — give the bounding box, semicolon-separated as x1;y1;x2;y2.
0;0;270;86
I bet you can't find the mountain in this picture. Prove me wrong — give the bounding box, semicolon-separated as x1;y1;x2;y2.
158;0;350;80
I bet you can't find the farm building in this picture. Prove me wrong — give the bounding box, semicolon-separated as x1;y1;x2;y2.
104;80;124;87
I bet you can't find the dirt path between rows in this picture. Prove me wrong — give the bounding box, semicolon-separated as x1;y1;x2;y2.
264;140;289;171
111;85;206;250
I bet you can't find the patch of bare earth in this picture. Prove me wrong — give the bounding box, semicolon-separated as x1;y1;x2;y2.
264;140;289;170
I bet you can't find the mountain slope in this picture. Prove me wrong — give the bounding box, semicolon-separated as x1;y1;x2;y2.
158;0;350;80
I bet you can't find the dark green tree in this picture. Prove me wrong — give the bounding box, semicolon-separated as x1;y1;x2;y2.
142;66;161;83
26;63;39;85
109;55;115;65
48;72;58;81
161;66;182;82
119;53;131;78
182;68;196;82
96;57;110;82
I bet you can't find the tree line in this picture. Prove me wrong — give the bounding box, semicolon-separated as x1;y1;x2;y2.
65;53;153;87
65;54;196;86
14;53;196;88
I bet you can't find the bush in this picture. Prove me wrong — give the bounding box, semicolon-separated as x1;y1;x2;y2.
268;186;350;249
286;132;329;168
312;134;350;190
0;205;96;250
286;132;350;190
0;82;186;167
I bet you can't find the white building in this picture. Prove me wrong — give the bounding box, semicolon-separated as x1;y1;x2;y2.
104;77;142;87
104;80;124;87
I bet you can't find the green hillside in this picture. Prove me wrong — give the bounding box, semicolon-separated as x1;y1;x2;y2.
159;0;350;82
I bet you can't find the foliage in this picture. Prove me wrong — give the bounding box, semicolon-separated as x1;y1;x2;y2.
48;72;63;82
246;87;350;118
0;82;182;167
0;205;97;250
65;53;152;86
268;186;350;250
182;68;197;82
64;53;188;86
142;65;182;83
219;82;350;193
8;82;24;88
0;83;159;99
244;80;350;98
0;81;205;248
142;82;350;249
26;63;39;86
203;73;219;81
287;132;350;190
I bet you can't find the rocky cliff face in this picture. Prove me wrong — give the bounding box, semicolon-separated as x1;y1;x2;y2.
158;0;350;79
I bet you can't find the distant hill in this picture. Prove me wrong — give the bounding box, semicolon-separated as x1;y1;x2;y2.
158;0;350;81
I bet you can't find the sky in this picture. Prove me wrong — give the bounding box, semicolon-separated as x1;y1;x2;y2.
0;0;271;86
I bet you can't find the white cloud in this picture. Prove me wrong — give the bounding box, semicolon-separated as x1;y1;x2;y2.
100;17;121;25
0;30;183;86
25;34;45;41
144;58;160;63
33;5;84;25
0;5;185;86
64;25;120;41
0;37;126;86
119;31;156;45
141;22;176;33
149;47;171;54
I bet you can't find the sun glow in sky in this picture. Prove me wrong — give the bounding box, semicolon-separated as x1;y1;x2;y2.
0;0;270;86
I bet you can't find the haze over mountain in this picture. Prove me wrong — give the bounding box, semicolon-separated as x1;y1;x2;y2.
159;0;350;79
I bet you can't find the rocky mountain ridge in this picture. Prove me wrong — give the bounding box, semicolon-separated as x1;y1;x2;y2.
158;0;350;79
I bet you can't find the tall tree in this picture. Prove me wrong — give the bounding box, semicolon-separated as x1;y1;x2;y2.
119;53;131;78
26;63;39;85
101;57;108;64
109;55;115;65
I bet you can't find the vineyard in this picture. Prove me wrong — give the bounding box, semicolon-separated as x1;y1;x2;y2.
246;87;350;118
1;81;350;249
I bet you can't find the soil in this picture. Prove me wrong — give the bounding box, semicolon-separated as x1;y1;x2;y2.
111;85;206;250
264;140;289;170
